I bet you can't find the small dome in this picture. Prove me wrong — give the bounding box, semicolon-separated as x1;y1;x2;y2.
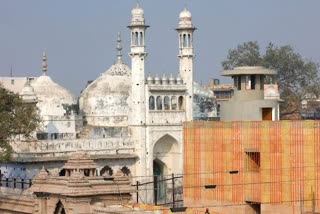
162;74;168;84
176;74;183;85
31;75;77;116
21;82;34;95
179;8;192;19
169;73;175;84
147;74;154;84
154;74;160;85
131;3;144;16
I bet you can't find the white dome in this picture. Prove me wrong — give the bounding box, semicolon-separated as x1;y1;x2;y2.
179;8;192;19
131;4;144;16
31;75;77;116
80;62;132;127
21;82;35;95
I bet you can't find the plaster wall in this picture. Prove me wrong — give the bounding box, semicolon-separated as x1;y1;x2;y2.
220;99;279;121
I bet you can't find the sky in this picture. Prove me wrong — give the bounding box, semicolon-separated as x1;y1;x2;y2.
1;0;320;95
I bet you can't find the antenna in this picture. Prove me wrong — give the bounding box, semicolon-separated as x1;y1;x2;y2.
10;65;13;77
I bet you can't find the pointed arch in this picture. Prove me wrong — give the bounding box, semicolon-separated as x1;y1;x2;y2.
164;96;170;110
149;96;155;110
140;32;143;46
100;165;113;176
120;166;131;176
54;200;66;214
156;96;162;110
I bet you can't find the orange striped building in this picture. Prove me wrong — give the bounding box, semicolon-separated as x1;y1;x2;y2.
183;120;320;214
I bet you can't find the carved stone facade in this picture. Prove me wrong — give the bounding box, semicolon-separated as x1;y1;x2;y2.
0;152;140;214
0;5;217;203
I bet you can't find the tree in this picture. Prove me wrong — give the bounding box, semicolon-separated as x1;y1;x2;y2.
222;41;320;119
0;86;41;161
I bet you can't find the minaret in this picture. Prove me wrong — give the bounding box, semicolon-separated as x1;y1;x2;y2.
42;49;47;76
176;8;196;121
128;3;149;125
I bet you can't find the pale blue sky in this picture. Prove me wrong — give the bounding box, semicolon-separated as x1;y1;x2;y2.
1;0;320;95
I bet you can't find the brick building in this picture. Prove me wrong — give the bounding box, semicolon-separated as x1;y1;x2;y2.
183;120;320;214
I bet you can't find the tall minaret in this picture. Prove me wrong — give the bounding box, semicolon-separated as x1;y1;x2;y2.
176;8;196;121
128;3;149;125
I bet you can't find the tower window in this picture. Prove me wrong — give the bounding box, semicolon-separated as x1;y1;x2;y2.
187;34;191;47
164;96;170;110
149;96;155;110
140;32;143;46
156;96;162;110
171;96;177;110
183;34;187;47
178;96;184;110
135;32;139;46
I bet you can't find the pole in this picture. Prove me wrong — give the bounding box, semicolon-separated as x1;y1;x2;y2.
136;181;139;204
172;173;175;208
154;176;158;205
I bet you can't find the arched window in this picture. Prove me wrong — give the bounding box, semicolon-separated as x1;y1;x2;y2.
183;34;187;47
121;166;131;176
179;34;182;48
171;96;177;110
149;96;155;110
131;32;134;45
54;200;66;214
135;32;139;45
100;165;113;176
59;169;66;176
140;32;143;46
156;96;162;110
178;96;184;110
164;96;170;110
188;34;191;47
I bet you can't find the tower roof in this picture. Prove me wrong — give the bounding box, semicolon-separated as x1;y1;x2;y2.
177;7;195;30
130;3;146;26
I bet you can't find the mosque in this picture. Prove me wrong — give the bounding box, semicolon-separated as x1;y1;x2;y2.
0;4;217;183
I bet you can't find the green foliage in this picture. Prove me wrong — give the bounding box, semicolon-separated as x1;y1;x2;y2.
221;41;320;119
0;86;41;161
222;41;262;70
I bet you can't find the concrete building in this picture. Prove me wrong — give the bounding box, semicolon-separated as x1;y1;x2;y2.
183;120;320;214
220;66;280;121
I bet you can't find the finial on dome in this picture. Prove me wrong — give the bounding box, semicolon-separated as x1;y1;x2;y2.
116;32;122;63
42;49;47;76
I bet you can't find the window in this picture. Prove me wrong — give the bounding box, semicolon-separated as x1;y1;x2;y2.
250;75;256;89
171;96;177;110
156;96;162;110
140;32;143;45
135;32;139;45
164;96;170;110
183;34;187;47
178;96;184;110
121;166;131;176
237;76;241;90
260;75;264;90
233;76;241;90
100;166;113;176
149;96;155;110
245;151;260;172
